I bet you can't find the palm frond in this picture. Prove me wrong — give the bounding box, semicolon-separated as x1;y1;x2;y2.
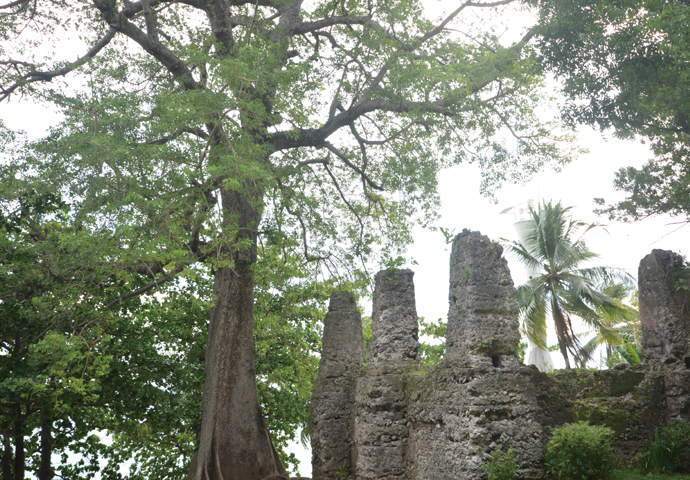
516;281;549;350
506;240;546;273
616;342;642;365
573;266;635;289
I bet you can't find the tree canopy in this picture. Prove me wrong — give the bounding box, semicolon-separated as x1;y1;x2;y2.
1;0;580;477
533;0;690;221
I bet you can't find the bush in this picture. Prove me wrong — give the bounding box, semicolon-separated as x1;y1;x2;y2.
639;420;690;474
663;420;690;472
544;421;616;480
482;446;517;480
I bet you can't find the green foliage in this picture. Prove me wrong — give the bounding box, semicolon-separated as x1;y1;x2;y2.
639;421;690;475
0;183;328;477
578;284;642;369
544;421;616;480
418;317;447;366
612;469;690;480
482;446;518;480
534;0;690;221
516;341;527;363
508;200;636;369
641;430;679;475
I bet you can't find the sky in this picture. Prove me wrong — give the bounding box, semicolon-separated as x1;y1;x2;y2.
3;1;689;478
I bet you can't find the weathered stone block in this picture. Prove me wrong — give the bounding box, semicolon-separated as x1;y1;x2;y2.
639;249;690;368
446;230;520;367
311;291;364;480
355;374;412;480
367;269;420;370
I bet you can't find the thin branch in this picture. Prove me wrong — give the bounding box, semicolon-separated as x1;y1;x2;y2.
270;97;457;151
296;157;329;168
286;15;373;36
350;119;423;146
0;0;29;9
312;31;340;49
132;126;209;145
323;162;365;233
323;141;383;191
103;254;207;310
0;29;117;102
328;62;351;121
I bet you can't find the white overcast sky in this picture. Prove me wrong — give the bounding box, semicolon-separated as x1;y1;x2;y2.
2;1;688;477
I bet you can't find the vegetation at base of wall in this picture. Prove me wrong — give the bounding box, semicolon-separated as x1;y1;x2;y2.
639;421;690;474
482;446;518;480
612;469;690;480
544;421;616;480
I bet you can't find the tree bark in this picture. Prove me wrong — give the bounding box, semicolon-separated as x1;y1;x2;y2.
38;420;53;480
551;296;572;369
191;187;286;480
13;432;23;480
1;432;12;480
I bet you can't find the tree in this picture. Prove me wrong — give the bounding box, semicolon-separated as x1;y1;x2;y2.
532;0;690;222
2;0;579;477
0;160;340;477
507;201;634;369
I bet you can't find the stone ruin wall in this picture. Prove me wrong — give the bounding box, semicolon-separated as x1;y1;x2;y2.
310;230;690;480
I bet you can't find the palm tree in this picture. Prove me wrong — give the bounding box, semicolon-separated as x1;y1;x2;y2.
578;283;641;367
508;201;635;369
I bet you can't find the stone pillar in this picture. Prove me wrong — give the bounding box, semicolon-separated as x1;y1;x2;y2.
639;249;690;369
355;269;419;480
445;229;520;368
310;291;364;480
367;269;420;370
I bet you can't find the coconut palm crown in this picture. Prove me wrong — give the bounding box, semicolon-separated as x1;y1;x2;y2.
507;201;636;369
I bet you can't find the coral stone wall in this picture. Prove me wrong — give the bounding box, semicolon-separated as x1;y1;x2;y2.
310;233;690;480
639;249;690;368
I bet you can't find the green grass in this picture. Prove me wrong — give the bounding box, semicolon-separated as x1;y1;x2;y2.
612;469;690;480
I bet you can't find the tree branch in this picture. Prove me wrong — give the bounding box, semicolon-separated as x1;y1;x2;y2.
296;157;329;168
286;15;373;36
323;141;382;191
140;0;159;42
0;29;117;102
270;97;457;150
92;0;201;90
0;0;29;9
132;126;209;145
103;253;208;310
323;162;365;233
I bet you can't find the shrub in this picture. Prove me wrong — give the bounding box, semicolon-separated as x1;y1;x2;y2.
544;421;615;480
663;420;690;472
482;446;518;480
639;420;690;474
640;429;676;474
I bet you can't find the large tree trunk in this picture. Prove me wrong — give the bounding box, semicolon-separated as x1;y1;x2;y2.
13;433;23;480
38;420;53;480
192;188;286;480
1;432;12;480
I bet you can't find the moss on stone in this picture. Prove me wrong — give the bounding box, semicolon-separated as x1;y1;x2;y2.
571;398;632;435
